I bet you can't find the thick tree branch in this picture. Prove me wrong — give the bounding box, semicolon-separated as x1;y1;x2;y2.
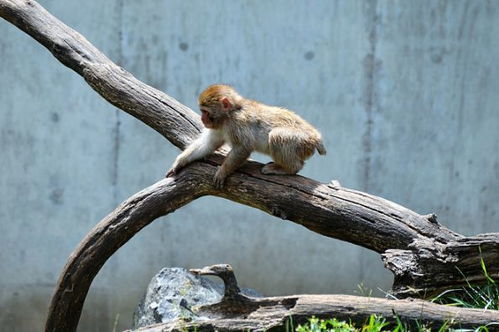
0;0;470;251
1;1;498;332
43;160;499;332
0;0;202;149
45;166;212;332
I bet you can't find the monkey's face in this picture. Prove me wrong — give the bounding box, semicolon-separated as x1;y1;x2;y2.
200;107;215;128
200;106;226;129
199;94;233;129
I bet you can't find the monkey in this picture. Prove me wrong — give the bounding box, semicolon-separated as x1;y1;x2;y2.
166;84;326;188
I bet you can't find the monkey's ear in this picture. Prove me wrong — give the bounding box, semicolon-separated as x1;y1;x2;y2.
221;97;232;111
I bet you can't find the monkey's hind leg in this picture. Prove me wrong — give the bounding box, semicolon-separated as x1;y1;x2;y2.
263;128;306;175
261;162;303;175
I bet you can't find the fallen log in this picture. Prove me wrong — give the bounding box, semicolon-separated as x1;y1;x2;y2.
127;264;499;331
130;294;499;332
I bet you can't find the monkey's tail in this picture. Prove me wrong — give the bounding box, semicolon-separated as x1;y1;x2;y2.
316;140;327;155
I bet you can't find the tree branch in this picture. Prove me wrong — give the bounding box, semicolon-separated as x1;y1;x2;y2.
1;1;498;332
44;166;212;332
0;0;202;149
43;160;499;332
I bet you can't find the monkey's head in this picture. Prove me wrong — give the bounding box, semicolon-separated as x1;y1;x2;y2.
198;84;242;129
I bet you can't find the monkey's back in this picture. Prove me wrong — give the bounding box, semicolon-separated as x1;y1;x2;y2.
227;101;324;156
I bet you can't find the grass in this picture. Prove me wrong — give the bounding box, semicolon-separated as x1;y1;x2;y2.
168;256;498;332
292;315;388;332
290;314;495;332
431;257;498;310
289;256;498;332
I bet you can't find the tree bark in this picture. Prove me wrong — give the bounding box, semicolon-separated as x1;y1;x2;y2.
0;1;498;332
134;264;496;331
128;295;499;332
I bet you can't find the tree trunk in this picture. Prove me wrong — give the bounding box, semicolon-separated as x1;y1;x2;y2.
0;1;497;332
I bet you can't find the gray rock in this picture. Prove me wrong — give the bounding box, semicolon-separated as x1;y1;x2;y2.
132;267;261;329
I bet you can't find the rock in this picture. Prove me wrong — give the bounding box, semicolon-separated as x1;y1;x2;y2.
132;267;262;329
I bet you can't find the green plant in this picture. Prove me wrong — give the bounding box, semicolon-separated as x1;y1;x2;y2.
361;314;389;332
296;316;356;332
287;313;493;332
392;312;407;332
279;255;499;332
432;256;498;310
111;313;120;332
294;314;392;332
285;315;295;332
355;282;373;298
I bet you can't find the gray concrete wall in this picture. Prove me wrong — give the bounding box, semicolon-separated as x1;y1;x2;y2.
1;1;498;331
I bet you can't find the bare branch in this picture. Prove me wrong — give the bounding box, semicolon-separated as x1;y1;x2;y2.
0;0;202;149
43;161;499;332
44;165;213;332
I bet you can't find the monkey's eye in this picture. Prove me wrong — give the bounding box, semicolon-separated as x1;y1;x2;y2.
201;109;213;122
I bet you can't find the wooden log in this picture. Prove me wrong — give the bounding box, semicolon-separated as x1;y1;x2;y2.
129;294;499;331
37;159;498;332
128;264;499;331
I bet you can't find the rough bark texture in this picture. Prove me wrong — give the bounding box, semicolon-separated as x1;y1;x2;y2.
129;264;496;331
0;1;498;332
0;0;201;150
129;295;499;331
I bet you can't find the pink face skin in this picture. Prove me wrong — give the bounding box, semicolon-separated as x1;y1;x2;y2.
199;98;231;129
200;108;214;128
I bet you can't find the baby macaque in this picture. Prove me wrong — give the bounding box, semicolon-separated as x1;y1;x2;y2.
166;85;326;188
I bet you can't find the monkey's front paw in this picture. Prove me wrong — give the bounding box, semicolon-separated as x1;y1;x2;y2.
213;170;227;189
165;166;178;178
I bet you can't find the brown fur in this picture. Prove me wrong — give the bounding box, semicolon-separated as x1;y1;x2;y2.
167;85;326;188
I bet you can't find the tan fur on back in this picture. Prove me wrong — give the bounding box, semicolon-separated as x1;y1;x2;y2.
195;84;326;180
169;85;325;187
226;99;323;158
